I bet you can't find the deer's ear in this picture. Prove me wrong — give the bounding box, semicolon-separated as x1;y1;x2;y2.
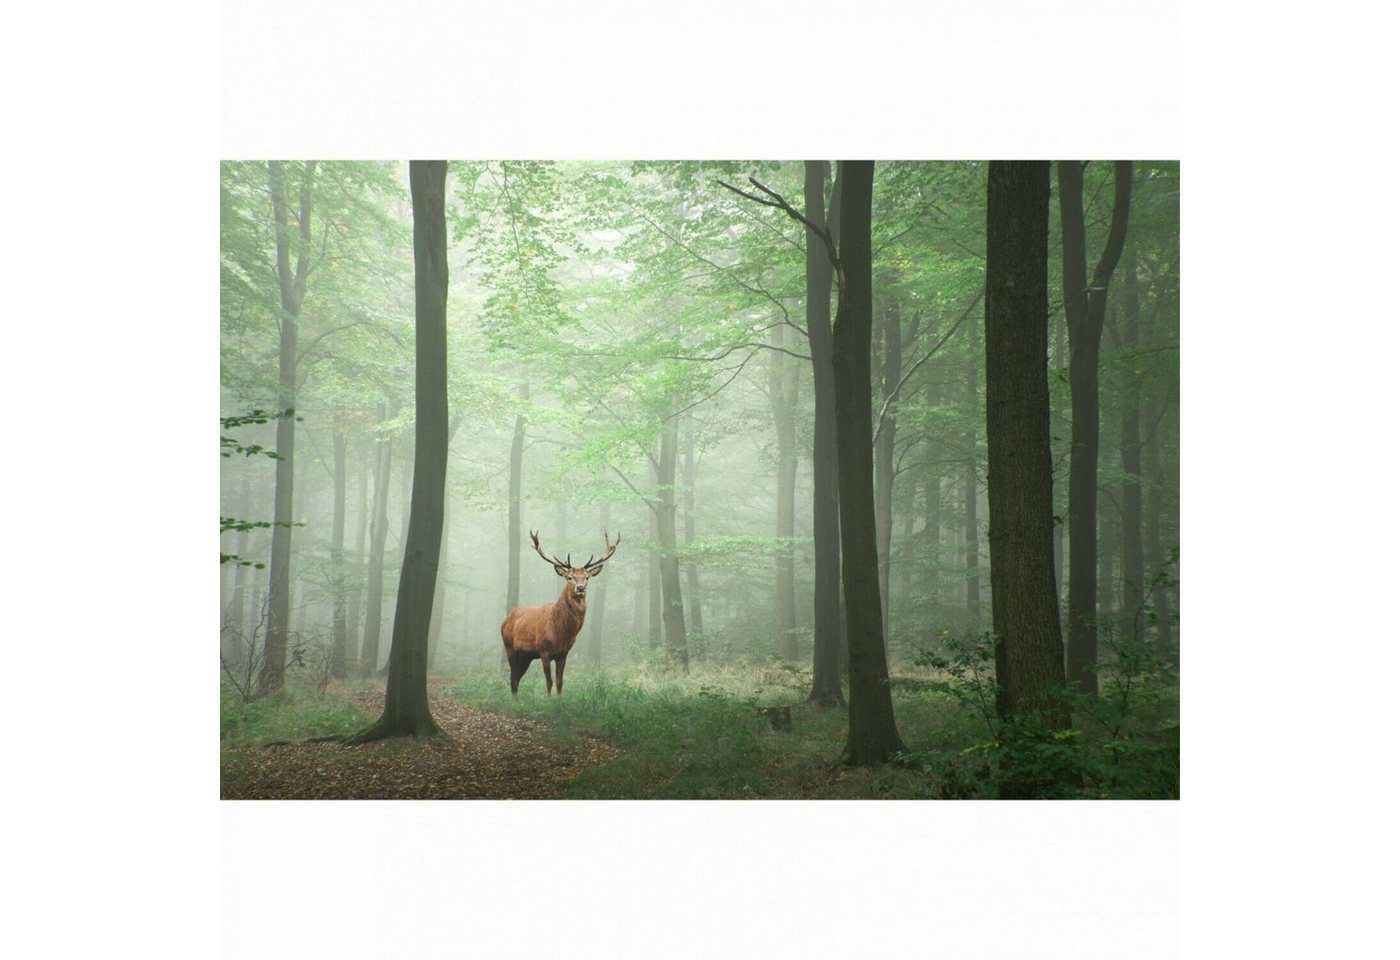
554;564;570;578
586;563;606;577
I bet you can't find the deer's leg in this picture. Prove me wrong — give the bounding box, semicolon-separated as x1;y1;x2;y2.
540;654;554;695
555;652;567;695
509;654;528;695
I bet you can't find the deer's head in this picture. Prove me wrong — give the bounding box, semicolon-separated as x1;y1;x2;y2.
530;529;621;599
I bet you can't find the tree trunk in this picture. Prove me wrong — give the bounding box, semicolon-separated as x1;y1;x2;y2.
223;474;253;664
923;378;942;618
1118;248;1145;643
983;161;1070;739
346;430;370;671
360;408;395;676
768;323;799;660
874;291;901;641
256;160;314;698
804;160;846;708
681;412;704;647
648;455;662;650
832;161;905;765
1061;160;1133;698
964;359;981;633
506;383;529;615
347;160;449;742
1052;287;1068;608
426;495;450;671
1146;406;1175;647
330;426;349;679
656;402;688;669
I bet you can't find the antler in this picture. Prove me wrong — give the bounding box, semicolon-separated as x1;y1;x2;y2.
529;530;570;571
584;529;621;573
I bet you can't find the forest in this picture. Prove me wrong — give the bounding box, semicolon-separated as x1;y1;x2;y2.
219;159;1179;800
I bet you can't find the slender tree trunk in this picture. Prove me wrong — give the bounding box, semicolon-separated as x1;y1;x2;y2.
964;359;981;633
360;410;395;676
1118;249;1145;643
832;161;905;765
347;160;449;742
984;161;1071;796
1052;291;1068;607
330;426;349;679
257;160;314;698
224;474;253;663
632;550;647;639
923;379;942;618
506;383;529;615
681;412;704;646
768;323;799;660
656;402;688;669
874;292;901;639
590;502;611;667
804;160;846;708
648;456;662;650
1146;407;1175;647
1061;160;1133;698
346;432;370;671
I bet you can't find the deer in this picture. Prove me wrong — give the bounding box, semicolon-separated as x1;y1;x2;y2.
500;528;620;695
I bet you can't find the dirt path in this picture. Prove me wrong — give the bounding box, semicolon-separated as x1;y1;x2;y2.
221;679;615;800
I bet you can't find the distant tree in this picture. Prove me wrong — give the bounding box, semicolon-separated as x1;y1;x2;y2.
831;161;906;765
359;405;395;675
347;160;450;742
1060;161;1132;697
982;161;1069;734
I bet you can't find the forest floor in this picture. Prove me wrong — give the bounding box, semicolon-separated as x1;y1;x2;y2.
221;662;1178;800
220;677;617;799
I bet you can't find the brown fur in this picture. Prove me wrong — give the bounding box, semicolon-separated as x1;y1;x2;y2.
501;581;589;695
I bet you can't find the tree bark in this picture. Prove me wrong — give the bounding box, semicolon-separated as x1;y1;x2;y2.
1061;160;1133;697
346;428;370;671
223;474;253;664
832;161;905;765
874;290;901;641
347;160;449;742
983;161;1069;736
506;383;528;615
648;455;662;650
804;160;846;708
256;160;314;698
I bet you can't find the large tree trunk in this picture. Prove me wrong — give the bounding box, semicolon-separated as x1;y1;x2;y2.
983;161;1070;733
964;359;981;633
329;426;349;679
984;161;1071;798
804;160;846;708
347;160;449;742
656;402;688;669
768;323;799;660
360;408;395;676
832;161;905;765
256;160;314;698
1061;160;1133;697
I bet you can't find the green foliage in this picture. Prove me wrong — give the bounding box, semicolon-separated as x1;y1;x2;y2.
220;684;372;745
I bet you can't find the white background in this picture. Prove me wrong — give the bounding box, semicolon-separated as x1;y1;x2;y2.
5;1;1395;957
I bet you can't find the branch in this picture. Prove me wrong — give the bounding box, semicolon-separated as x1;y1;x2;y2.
872;290;983;446
717;176;840;274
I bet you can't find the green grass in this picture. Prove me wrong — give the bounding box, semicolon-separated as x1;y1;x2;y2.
220;683;374;747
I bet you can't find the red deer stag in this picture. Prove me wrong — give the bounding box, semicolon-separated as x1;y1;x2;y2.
500;529;620;695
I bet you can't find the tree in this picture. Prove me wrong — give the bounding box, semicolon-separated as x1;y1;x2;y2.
347;160;450;742
256;160;315;698
803;161;846;707
831;161;905;765
1060;160;1133;697
983;162;1070;744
